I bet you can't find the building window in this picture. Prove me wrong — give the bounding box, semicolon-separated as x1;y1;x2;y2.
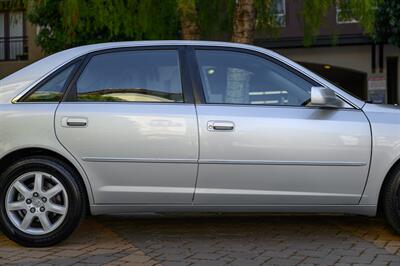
273;0;286;27
0;11;28;61
336;0;358;24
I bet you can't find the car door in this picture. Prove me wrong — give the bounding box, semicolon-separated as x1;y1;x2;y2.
55;47;199;204
191;47;371;205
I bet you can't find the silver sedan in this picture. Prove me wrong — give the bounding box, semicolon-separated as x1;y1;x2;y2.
0;41;399;247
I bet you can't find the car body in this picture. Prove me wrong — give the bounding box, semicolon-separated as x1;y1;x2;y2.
1;41;400;246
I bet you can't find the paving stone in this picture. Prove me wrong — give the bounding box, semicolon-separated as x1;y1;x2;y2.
56;249;88;257
42;257;82;266
375;254;400;262
339;254;376;264
0;215;400;265
267;257;305;265
82;255;117;264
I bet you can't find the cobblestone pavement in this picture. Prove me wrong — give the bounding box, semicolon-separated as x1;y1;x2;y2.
1;214;400;265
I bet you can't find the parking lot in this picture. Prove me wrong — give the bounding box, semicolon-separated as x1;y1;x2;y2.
1;214;400;265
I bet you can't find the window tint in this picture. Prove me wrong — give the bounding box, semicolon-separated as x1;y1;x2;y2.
23;63;76;102
76;50;183;102
196;50;314;106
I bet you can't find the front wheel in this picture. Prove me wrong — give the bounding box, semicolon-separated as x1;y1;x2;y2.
0;156;86;247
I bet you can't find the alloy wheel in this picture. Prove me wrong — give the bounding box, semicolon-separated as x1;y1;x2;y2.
5;171;68;235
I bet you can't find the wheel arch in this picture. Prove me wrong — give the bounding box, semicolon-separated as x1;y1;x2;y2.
0;147;93;214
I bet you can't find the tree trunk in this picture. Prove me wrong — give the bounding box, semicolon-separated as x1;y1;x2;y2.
226;0;256;103
177;0;200;40
232;0;256;44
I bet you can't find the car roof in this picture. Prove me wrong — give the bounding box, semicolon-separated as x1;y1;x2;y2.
0;40;364;108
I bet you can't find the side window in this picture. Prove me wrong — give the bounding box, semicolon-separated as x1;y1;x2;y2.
23;63;77;102
195;50;315;106
76;50;183;103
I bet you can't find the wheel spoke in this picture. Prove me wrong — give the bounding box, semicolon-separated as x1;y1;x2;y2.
34;173;44;193
7;201;26;211
47;203;67;215
44;184;62;199
6;171;69;235
13;181;31;198
38;213;52;232
20;212;34;230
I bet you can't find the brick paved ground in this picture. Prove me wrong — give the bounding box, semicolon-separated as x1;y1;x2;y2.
1;214;400;265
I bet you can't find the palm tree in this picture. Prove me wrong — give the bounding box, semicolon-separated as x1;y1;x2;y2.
232;0;257;44
177;0;200;40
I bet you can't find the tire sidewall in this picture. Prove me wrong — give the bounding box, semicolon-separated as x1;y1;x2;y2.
383;165;400;234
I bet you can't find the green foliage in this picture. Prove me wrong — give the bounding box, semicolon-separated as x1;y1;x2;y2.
302;0;379;46
28;0;67;54
255;0;282;35
302;0;332;46
374;0;400;47
195;0;282;41
28;0;179;54
0;0;25;10
196;0;235;40
27;0;382;52
338;0;378;34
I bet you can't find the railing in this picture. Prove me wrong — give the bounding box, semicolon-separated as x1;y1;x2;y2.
0;36;28;61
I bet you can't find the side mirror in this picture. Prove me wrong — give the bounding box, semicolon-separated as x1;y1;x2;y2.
310;87;343;108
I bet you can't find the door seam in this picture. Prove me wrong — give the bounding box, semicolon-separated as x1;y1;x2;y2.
53;102;96;204
192;104;201;203
357;109;374;205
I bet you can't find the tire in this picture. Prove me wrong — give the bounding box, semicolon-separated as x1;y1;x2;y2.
0;156;87;247
382;164;400;234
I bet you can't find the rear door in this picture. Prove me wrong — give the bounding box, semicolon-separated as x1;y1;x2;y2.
55;47;199;204
191;47;371;206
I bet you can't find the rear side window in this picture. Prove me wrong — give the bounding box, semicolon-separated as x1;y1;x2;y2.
75;50;183;103
23;63;77;102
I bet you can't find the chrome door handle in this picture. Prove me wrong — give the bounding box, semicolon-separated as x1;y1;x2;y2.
62;117;88;127
207;121;235;131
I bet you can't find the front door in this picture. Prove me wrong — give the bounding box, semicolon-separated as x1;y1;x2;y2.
192;48;371;205
55;48;199;204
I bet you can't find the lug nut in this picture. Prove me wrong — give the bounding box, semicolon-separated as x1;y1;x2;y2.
33;192;39;197
26;199;32;204
40;207;45;212
30;207;36;213
41;197;47;203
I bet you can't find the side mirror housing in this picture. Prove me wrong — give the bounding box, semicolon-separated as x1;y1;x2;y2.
310;87;343;108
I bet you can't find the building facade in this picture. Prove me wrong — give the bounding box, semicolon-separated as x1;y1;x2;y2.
255;0;400;104
0;8;43;79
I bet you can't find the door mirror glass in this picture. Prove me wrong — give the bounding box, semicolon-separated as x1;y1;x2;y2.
310;87;343;108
